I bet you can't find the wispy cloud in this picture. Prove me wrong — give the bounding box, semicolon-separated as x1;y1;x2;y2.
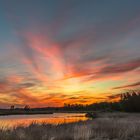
113;81;140;89
0;0;140;107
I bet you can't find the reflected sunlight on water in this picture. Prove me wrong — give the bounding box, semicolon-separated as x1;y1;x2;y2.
0;113;88;129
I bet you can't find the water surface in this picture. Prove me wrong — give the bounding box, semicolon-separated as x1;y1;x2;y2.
0;113;88;129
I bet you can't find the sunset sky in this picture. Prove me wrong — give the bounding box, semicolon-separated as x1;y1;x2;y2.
0;0;140;108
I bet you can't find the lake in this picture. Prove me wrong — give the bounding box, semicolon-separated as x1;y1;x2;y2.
0;113;88;129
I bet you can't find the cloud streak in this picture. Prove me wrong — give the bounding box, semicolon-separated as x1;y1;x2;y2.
113;81;140;89
0;0;140;107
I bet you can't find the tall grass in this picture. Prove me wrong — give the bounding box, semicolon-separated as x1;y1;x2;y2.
0;113;140;140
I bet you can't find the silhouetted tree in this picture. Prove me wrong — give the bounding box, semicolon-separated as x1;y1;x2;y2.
120;91;140;112
24;105;30;111
10;105;15;110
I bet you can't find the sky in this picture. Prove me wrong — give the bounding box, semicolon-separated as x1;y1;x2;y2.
0;0;140;108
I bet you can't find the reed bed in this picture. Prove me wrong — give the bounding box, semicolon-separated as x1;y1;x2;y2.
0;113;140;140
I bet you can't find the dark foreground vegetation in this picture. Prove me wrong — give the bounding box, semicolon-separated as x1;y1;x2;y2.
0;113;140;140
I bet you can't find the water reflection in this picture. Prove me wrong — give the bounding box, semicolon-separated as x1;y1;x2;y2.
0;113;88;129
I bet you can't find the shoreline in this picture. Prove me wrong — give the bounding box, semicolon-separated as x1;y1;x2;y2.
0;109;93;116
0;110;139;116
0;110;54;116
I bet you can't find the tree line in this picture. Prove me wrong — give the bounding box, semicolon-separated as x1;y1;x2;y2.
63;91;140;112
9;91;140;113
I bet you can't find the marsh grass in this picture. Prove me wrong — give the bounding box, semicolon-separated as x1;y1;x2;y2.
0;113;140;140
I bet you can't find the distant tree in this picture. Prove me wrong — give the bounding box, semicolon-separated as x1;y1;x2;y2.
10;105;15;110
24;105;30;111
